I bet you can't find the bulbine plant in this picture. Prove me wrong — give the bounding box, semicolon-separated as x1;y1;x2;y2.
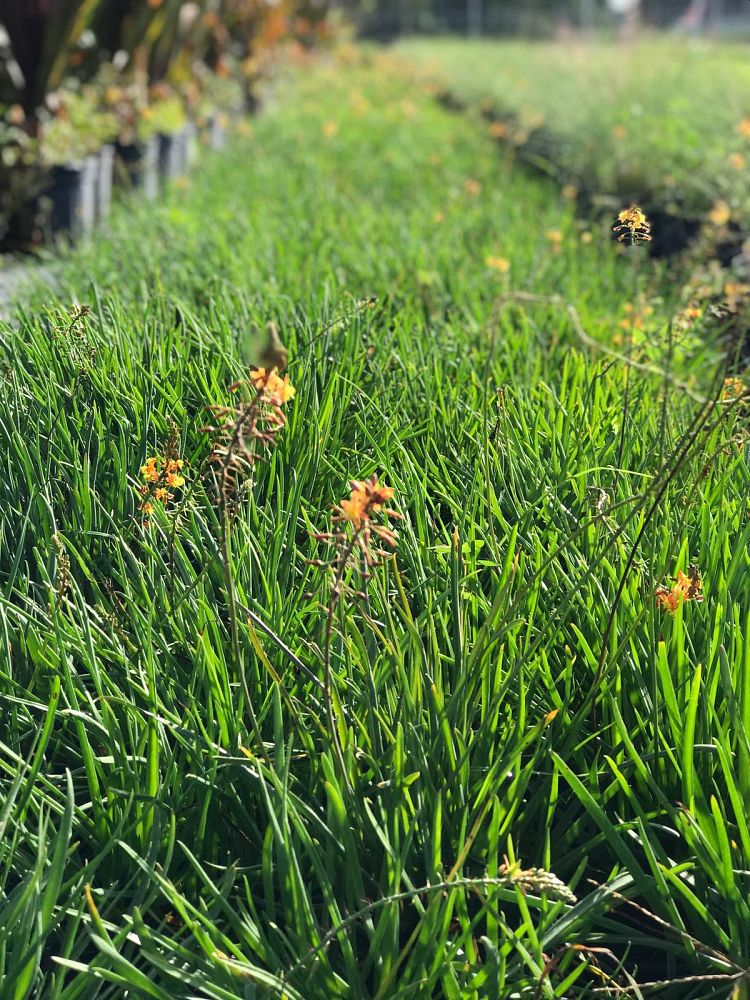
201;364;295;724
137;422;186;522
203;365;295;523
310;474;400;787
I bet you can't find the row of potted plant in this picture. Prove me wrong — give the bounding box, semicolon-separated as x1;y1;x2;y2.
0;0;334;249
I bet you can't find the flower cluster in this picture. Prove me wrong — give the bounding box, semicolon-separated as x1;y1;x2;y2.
674;304;702;332
613;205;651;246
204;367;295;517
311;474;401;587
249;366;296;405
656;565;703;614
337;475;397;531
724;281;749;313
722;376;745;401
138;453;185;517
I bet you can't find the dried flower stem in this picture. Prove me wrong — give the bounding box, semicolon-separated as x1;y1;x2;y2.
202;368;295;744
312;475;400;792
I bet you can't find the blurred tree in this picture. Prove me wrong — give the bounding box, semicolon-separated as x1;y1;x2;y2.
1;0;102;124
340;0;617;37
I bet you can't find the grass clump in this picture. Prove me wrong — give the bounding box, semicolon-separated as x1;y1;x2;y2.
1;53;750;998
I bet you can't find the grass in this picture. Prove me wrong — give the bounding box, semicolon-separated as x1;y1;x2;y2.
397;36;750;225
1;49;750;998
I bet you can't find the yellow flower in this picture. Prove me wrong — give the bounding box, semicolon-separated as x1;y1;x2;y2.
141;457;159;482
322;120;338;138
138;446;185;514
545;229;563;254
464;178;482;197
561;184;578;201
614;205;651;245
709;201;731;227
612;124;627;140
489;121;509;140
580;231;593;244
736;118;750;138
729;152;745;171
486;255;510;273
433;211;444;224
722;376;745;400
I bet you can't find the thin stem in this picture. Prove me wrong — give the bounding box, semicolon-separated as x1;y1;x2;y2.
322;529;361;793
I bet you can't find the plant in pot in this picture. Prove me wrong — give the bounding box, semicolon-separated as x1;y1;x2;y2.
139;82;188;182
90;1;193;194
47;85;119;223
194;59;245;150
1;0;110;242
98;69;159;198
0;107;45;249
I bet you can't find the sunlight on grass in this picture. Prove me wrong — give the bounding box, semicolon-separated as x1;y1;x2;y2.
2;54;750;999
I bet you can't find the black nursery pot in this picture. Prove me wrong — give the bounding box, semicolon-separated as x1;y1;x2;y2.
115;136;159;200
207;114;227;151
158;130;184;182
96;144;115;222
47;155;98;238
182;121;198;169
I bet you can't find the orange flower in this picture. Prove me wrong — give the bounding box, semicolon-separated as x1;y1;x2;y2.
464;178;482;197
489;121;509;140
323;120;338;138
486;255;510;273
140;457;159;482
251;367;296;405
729;152;745;171
674;305;702;331
138;445;185;516
709;201;731;227
722;376;745;400
736;118;750;138
724;281;748;308
337;475;396;528
656;566;703;614
612;124;627;140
